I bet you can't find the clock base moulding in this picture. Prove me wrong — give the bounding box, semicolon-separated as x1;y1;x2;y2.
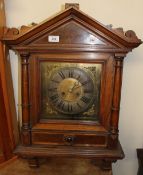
14;141;124;170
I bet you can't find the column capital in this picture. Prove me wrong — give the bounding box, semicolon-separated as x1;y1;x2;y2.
114;53;125;60
20;52;30;58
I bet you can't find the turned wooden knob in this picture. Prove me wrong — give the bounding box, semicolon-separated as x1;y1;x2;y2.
64;136;75;144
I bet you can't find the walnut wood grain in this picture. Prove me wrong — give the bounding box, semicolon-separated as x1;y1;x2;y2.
2;3;141;170
14;141;124;159
32;132;107;147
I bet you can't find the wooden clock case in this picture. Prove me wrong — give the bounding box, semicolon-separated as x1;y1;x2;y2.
3;5;142;170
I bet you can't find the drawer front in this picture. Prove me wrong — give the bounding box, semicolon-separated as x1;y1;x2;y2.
32;132;107;147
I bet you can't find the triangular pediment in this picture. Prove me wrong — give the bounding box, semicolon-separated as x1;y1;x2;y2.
3;7;141;51
29;20;117;49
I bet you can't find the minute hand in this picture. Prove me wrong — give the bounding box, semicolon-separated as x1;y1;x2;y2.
72;80;89;91
72;84;82;91
76;80;89;87
70;81;80;91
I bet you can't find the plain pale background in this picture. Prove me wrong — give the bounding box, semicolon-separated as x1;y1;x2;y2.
4;0;143;175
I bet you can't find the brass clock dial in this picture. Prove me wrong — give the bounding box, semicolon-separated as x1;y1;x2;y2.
47;67;95;114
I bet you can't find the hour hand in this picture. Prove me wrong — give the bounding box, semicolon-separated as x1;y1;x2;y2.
69;81;79;92
72;83;82;91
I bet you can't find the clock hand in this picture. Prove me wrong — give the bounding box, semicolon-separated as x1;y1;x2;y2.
69;81;79;92
72;84;82;91
72;80;89;91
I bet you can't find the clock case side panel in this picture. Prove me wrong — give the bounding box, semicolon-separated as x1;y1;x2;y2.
28;52;115;148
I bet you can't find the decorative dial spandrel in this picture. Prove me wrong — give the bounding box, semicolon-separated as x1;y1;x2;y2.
40;62;102;121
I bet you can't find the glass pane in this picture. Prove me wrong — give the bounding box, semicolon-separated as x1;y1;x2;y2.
40;62;102;121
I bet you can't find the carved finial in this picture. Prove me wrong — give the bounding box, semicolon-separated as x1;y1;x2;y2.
65;3;79;10
3;22;38;38
113;27;124;36
31;22;37;26
20;25;31;33
106;24;113;29
125;30;138;40
4;27;19;37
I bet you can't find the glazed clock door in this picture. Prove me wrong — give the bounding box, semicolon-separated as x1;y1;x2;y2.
29;52;114;129
37;60;102;122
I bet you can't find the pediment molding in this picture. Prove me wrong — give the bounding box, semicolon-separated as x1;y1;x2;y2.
3;7;142;52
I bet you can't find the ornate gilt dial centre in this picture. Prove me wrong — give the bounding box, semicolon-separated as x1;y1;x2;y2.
58;78;83;102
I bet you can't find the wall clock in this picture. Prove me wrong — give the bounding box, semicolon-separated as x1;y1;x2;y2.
3;3;141;171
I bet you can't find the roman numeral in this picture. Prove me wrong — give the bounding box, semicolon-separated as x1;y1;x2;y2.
76;74;81;80
50;94;59;101
51;80;60;83
48;88;57;92
76;102;81;109
68;70;74;78
67;103;73;112
57;101;65;110
80;96;90;103
81;80;90;86
58;71;65;79
84;89;92;94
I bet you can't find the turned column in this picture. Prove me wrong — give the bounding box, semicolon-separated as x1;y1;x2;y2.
20;53;31;146
108;54;124;148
